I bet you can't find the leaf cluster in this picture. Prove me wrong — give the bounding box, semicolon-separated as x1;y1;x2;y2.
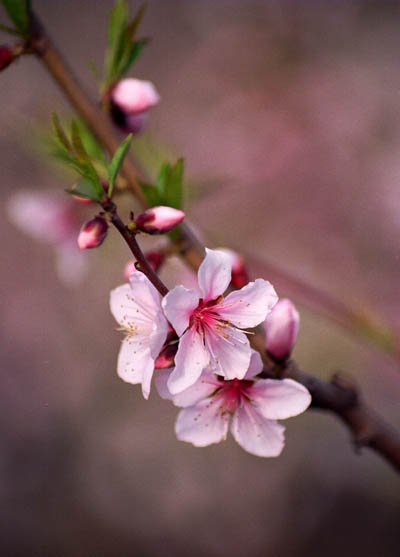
0;0;31;37
52;113;132;202
141;159;184;210
104;0;148;90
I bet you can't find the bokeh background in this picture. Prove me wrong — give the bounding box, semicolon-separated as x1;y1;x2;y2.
1;1;400;556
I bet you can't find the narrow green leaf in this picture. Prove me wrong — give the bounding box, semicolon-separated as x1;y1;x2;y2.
140;182;162;207
156;163;171;197
125;3;146;43
73;119;107;166
0;23;20;36
51;113;72;153
1;0;30;36
66;178;103;202
117;37;149;77
108;133;133;197
165;158;184;209
105;0;129;83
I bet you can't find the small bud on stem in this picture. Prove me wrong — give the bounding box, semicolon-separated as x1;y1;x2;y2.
265;299;299;362
136;206;185;234
77;216;108;249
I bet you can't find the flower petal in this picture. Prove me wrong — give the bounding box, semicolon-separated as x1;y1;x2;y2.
175;396;229;447
197;248;232;301
149;310;169;360
129;271;164;312
156;367;220;407
162;285;199;337
250;378;311;420
217;279;278;329
231;403;285;457
110;281;155;332
205;325;251;380
167;328;210;394
116;337;154;399
244;350;264;379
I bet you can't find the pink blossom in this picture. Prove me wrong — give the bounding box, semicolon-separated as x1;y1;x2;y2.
162;248;278;394
110;272;169;399
156;351;311;457
77;216;108;249
0;45;13;71
7;190;88;285
111;79;160;113
265;299;299;361
216;247;249;288
136;206;185;234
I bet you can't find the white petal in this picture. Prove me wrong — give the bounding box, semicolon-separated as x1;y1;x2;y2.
149;310;169;360
116;337;154;399
175;396;229;447
244;350;264;379
173;368;221;407
155;368;174;400
167;328;210;394
205;326;251;380
197;248;232;301
162;285;199;336
129;271;164;312
250;378;311;420
231;403;285;457
217;279;278;329
110;282;156;334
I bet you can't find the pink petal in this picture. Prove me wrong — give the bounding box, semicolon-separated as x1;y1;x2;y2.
250;378;311;420
129;271;164;312
116;337;155;399
231;403;285;457
265;299;299;360
175;396;229;447
244;350;264;379
217;279;278;329
197;248;232;301
156;367;220;407
167;328;210;394
205;325;251;380
149;310;169;360
162;285;199;336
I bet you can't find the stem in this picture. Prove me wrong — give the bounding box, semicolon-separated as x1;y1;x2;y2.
105;202;169;297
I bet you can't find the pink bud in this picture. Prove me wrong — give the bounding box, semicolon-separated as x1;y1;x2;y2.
77;216;108;250
124;250;165;280
265;299;299;361
0;46;13;71
155;343;178;369
110;78;159;134
136;206;185;234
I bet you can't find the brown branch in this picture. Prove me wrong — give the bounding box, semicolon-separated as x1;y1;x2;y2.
260;357;400;473
104;201;169;296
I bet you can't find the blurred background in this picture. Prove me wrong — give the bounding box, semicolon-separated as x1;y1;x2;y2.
1;1;400;555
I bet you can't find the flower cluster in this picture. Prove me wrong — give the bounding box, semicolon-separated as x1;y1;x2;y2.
110;248;311;457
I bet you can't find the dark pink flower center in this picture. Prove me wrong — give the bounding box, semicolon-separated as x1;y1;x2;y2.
216;378;253;413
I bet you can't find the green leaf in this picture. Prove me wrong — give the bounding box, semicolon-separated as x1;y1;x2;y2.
140;182;162;207
51;113;72;153
105;0;129;83
1;0;30;36
108;133;132;197
73;119;107;166
66;178;103;202
165;158;184;209
117;37;149;77
125;3;146;43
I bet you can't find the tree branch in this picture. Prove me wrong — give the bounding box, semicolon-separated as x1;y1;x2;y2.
260;358;400;473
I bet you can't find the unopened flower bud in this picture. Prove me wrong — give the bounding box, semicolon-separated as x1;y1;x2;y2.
217;248;249;288
77;216;108;250
155;343;178;369
265;299;299;361
136;206;185;234
0;46;13;71
110;78;160;134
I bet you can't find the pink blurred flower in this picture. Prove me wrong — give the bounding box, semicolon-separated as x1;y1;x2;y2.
7;190;87;285
110;272;169;399
265;299;299;361
110;78;160;134
136;206;185;234
0;45;13;71
156;351;311;457
124;251;165;281
77;216;108;250
162;248;278;394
